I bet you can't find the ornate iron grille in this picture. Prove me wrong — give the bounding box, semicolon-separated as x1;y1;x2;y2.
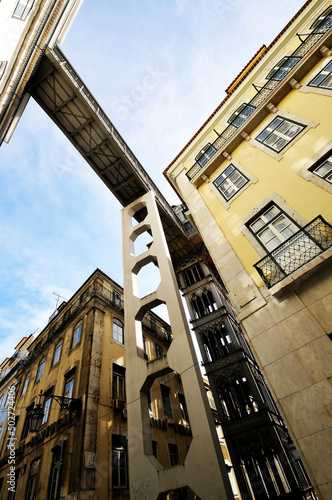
185;25;331;181
254;216;332;288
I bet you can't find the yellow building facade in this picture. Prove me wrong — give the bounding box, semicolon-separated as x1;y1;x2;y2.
165;1;332;499
0;270;237;499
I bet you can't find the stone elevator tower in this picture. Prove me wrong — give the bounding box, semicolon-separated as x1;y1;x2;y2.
122;191;234;499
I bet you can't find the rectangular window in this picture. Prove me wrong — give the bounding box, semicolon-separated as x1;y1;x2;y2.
310;153;332;183
152;440;157;459
63;370;75;402
213;164;249;201
309;60;332;89
41;389;53;426
35;358;45;383
249;204;299;252
168;444;180;466
112;435;127;489
155;343;164;359
48;441;65;500
12;0;34;20
113;318;124;344
20;373;30;396
25;458;40;500
178;393;189;423
161;385;172;418
257;117;305;152
196;143;217;167
266;56;300;81
113;364;125;401
113;291;122;307
0;61;7;80
52;341;62;366
72;321;82;348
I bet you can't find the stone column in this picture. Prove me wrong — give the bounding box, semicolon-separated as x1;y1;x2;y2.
122;191;233;500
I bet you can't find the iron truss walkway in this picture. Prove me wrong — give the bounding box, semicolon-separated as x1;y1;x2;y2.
27;46;197;265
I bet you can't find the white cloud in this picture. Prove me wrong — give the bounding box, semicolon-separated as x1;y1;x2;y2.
0;0;306;359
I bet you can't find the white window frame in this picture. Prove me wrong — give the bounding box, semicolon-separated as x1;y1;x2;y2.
239;194;307;258
113;318;124;344
12;0;34;20
256;117;305;153
112;448;127;488
299;56;332;97
72;321;82;348
21;373;30;396
248;205;300;253
64;373;75;400
250;111;318;160
41;396;52;425
209;159;257;209
52;340;62;366
297;141;332;195
112;365;125;401
35;358;45;383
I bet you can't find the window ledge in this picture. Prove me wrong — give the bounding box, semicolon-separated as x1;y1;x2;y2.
268;246;332;297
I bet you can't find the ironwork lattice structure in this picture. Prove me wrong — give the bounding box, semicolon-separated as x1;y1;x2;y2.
254;215;332;288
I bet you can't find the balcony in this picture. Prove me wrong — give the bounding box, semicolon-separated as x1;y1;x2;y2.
254;216;332;288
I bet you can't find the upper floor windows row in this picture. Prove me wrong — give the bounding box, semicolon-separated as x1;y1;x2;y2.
185;8;331;182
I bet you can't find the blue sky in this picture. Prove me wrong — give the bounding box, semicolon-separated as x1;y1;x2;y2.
0;0;305;359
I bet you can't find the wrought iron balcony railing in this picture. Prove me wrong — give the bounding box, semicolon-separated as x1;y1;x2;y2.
254;216;332;288
186;21;332;181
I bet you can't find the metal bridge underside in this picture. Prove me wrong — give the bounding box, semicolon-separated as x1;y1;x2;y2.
27;46;196;265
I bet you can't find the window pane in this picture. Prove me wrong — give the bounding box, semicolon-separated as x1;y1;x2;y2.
250;217;265;233
113;319;124;343
64;377;74;399
312;156;332;183
273;215;298;239
322;73;332;89
258;227;282;251
214;164;248;201
53;342;62;365
72;323;82;347
41;397;51;425
36;360;45;381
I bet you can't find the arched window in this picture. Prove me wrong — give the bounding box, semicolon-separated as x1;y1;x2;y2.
113;318;124;344
195;295;205;318
72;320;82;348
310;6;332;32
190;298;199;320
